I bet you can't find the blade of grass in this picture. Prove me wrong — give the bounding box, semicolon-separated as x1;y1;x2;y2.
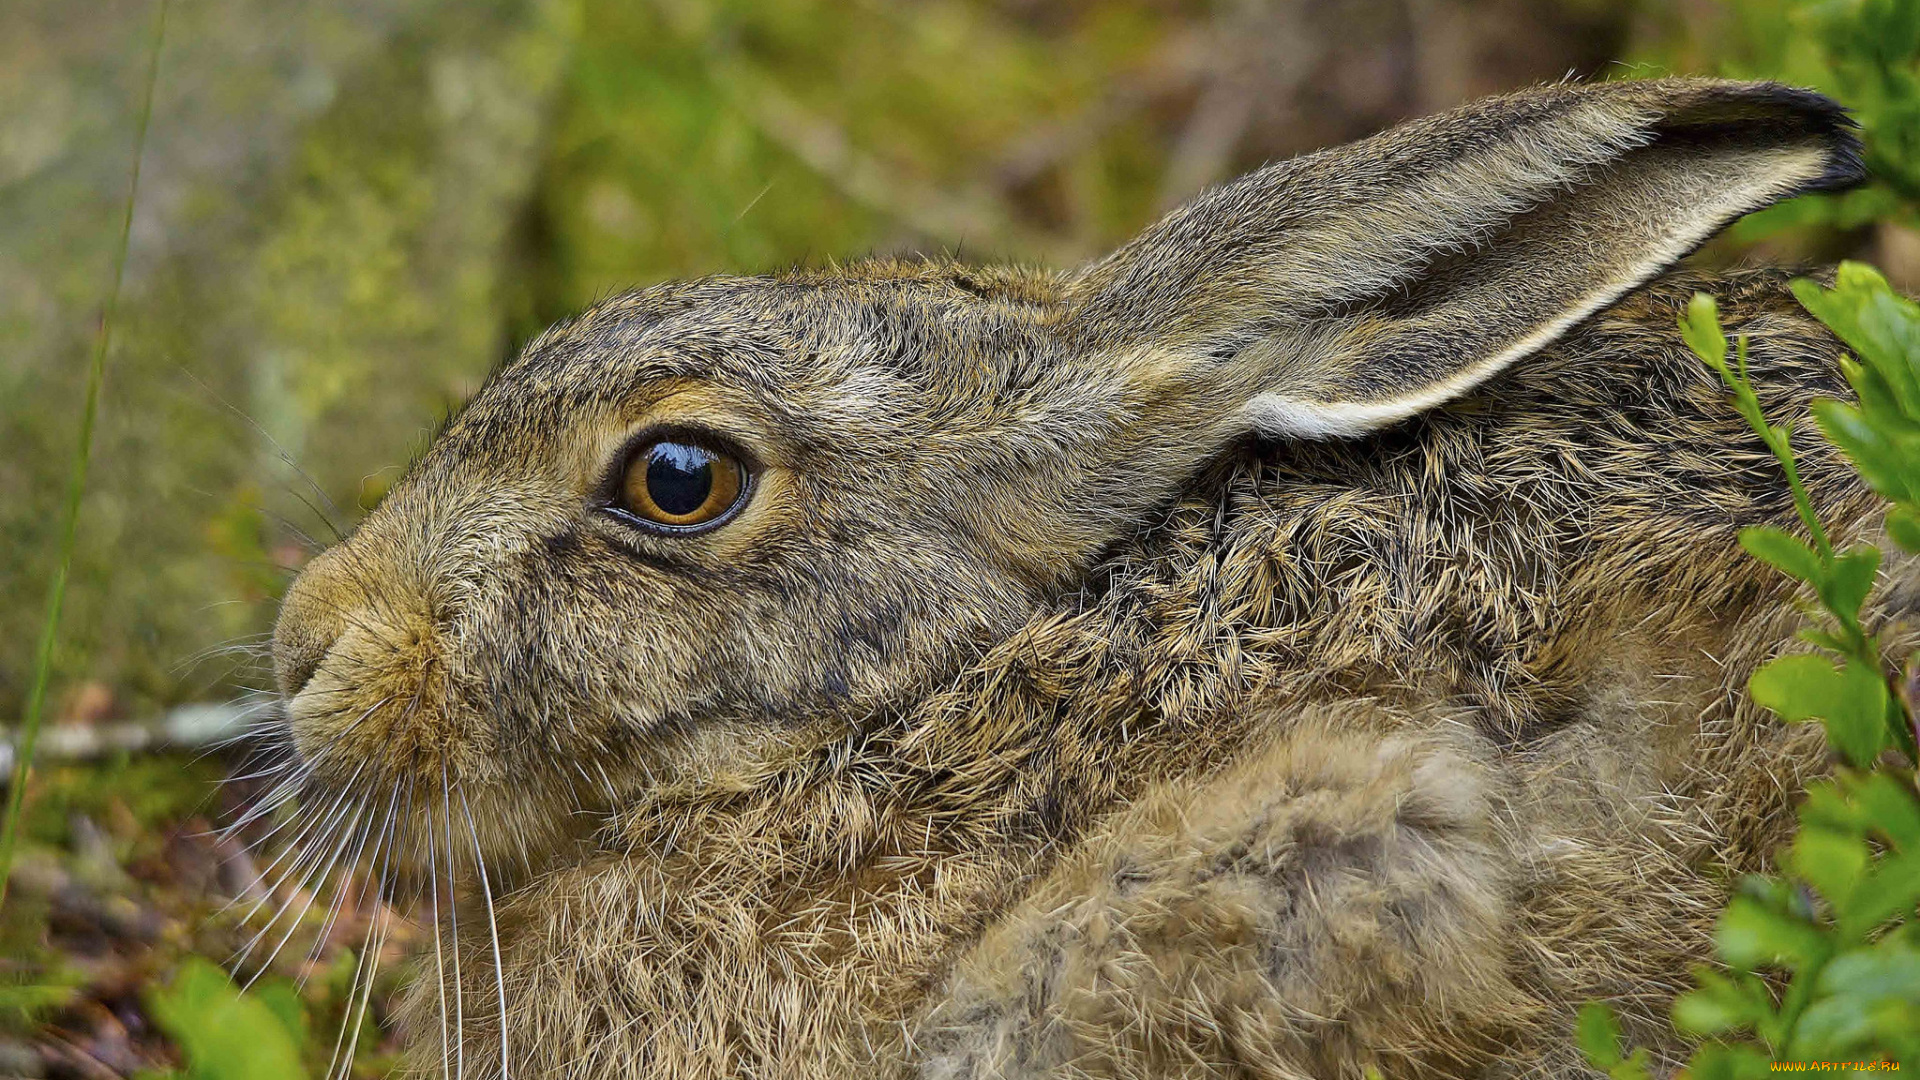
0;0;171;910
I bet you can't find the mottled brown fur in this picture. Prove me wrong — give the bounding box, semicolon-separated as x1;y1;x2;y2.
267;79;1891;1076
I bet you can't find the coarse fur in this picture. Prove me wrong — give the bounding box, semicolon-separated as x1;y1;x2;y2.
264;77;1897;1077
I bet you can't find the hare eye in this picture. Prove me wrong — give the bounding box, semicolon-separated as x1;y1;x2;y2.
614;439;749;532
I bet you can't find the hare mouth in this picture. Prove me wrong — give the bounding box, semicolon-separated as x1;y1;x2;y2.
283;617;456;771
267;615;607;888
221;705;556;1066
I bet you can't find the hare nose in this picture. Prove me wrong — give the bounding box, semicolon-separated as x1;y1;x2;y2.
278;638;328;699
273;545;355;699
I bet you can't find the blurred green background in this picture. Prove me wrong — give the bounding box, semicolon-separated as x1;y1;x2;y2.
5;0;1920;1074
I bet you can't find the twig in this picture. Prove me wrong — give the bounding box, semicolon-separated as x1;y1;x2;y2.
707;50;1078;263
0;702;265;781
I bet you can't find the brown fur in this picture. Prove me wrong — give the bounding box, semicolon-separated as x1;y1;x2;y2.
265;79;1890;1077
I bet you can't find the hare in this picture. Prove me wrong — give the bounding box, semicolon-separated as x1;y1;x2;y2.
267;77;1893;1078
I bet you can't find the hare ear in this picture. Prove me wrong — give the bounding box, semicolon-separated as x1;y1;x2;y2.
1064;78;1864;439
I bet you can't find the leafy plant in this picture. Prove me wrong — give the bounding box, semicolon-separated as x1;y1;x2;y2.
143;958;310;1080
1580;263;1920;1076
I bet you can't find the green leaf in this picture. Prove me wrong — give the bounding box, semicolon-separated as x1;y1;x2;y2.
1797;265;1919;381
1749;655;1892;767
1574;1002;1624;1069
0;980;82;1028
1807;264;1920;421
1816;942;1920;1004
1715;894;1831;971
1671;969;1771;1037
1750;654;1856;722
145;958;309;1080
1683;1041;1776;1080
1821;544;1882;622
252;981;308;1050
1798;627;1854;654
1739;526;1825;585
1682;293;1730;371
1789;826;1870;910
1789;994;1881;1058
1837;848;1920;941
1798;778;1864;834
1852;771;1920;848
1841;356;1920;438
1814;397;1920;505
1888;505;1920;552
1614;1048;1653;1080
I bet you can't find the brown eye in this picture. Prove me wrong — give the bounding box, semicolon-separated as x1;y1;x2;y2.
616;439;748;531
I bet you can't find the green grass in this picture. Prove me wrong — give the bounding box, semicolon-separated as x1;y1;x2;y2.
0;0;171;908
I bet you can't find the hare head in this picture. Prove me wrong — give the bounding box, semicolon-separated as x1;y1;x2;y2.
270;77;1860;881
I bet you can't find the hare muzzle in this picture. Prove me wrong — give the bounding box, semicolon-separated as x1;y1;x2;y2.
275;544;457;784
270;470;604;879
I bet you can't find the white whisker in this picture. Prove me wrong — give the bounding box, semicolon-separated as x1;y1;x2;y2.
242;797;366;990
297;781;398;989
230;798;364;976
221;758;363;925
428;789;452;1080
443;762;465;1080
336;808;397;1080
463;789;510;1079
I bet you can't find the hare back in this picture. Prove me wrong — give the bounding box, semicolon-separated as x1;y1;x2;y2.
913;267;1886;1077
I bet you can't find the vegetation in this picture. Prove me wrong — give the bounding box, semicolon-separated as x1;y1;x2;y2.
1581;268;1920;1076
0;0;165;907
1574;4;1920;1072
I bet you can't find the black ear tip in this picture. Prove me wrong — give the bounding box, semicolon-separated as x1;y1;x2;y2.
1744;80;1857;124
1813;129;1871;193
1648;79;1868;196
1710;80;1868;193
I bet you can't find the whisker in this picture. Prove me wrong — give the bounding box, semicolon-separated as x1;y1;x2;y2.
325;820;387;1080
220;720;375;846
336;796;398;1080
219;758;365;923
428;787;452;1080
231;798;365;978
242;800;365;991
443;762;465;1080
295;781;399;990
226;775;355;926
295;836;362;991
463;789;510;1079
222;756;300;786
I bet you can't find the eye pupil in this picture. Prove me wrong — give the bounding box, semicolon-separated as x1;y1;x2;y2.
646;444;714;517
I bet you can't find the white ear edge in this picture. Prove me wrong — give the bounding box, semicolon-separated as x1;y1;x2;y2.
1239;273;1642;439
